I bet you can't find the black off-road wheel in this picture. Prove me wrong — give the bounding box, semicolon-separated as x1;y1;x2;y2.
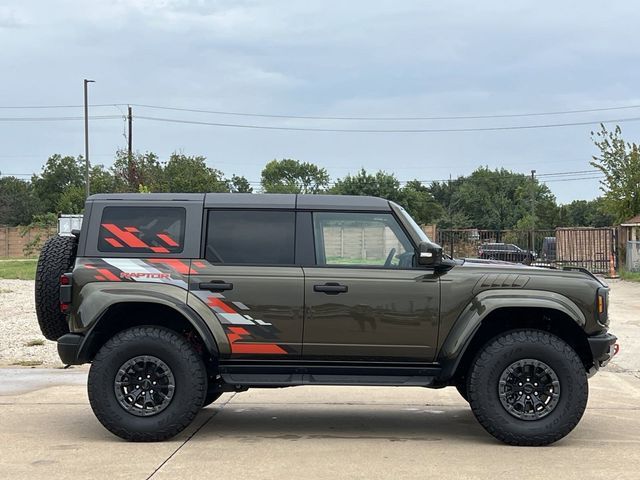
34;235;77;341
467;329;588;446
88;326;207;442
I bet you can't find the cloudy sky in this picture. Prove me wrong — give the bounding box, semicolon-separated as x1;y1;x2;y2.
2;0;640;203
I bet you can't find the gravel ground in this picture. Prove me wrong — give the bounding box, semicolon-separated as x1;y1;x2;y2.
0;277;637;371
0;279;62;367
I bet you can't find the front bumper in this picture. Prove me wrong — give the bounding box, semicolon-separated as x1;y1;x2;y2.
587;332;618;369
57;333;85;365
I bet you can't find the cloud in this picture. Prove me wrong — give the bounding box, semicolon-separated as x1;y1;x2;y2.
0;6;27;28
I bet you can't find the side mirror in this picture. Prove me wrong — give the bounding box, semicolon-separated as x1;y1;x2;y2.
417;241;443;267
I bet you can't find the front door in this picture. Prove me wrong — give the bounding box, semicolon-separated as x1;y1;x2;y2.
302;211;440;361
191;209;304;359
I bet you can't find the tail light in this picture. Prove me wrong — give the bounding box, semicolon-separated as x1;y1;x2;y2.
60;273;73;313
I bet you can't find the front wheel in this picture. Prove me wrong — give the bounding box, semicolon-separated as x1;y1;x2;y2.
88;326;207;441
467;329;588;446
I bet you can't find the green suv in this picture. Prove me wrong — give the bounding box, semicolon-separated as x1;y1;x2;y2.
34;193;617;445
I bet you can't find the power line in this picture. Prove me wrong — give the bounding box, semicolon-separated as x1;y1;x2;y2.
536;170;596;177
4;102;640;121
0;115;121;122
0;104;125;109
135;114;640;133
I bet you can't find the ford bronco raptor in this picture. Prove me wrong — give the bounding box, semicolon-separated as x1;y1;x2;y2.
34;193;617;445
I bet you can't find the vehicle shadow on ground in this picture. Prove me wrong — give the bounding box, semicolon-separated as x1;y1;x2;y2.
197;404;496;445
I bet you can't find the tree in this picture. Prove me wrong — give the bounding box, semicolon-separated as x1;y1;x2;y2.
590;124;640;223
0;176;39;225
261;159;330;193
162;154;228;193
447;167;558;230
111;150;164;192
31;154;84;213
331;169;403;201
228;175;253;193
398;180;444;225
557;198;615;227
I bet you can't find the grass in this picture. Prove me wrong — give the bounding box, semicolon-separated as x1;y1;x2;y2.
25;339;45;347
0;259;37;280
620;269;640;282
11;360;43;367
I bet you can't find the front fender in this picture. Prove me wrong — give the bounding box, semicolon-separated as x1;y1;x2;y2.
437;289;586;378
71;282;226;360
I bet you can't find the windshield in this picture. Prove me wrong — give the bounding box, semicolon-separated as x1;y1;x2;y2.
395;205;430;243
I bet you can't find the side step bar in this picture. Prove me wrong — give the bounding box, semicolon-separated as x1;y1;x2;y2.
218;363;441;387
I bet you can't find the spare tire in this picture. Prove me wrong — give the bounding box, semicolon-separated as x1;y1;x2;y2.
35;235;77;341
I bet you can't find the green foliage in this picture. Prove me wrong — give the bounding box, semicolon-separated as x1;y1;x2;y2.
0;176;39;226
19;213;57;257
111;150;164;192
331;169;401;199
31;154;84;214
163;154;228;193
447;167;558;230
229;175;253;193
590;124;640;223
557;198;615;227
261;159;330;193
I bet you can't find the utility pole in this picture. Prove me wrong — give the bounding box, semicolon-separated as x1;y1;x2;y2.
127;105;133;159
530;170;536;226
83;79;95;198
530;169;537;257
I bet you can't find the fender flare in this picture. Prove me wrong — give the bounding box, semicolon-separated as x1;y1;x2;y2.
436;289;586;380
73;283;229;362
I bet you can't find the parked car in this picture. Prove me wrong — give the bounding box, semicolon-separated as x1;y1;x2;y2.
34;193;616;446
542;237;557;262
478;242;537;264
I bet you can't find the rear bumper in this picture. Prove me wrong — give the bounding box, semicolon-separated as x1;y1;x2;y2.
587;332;618;370
57;333;85;365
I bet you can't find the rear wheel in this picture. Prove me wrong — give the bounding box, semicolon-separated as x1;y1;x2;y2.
467;329;588;446
88;326;207;441
35;235;77;340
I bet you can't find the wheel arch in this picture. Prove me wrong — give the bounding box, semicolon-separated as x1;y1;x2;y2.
437;294;593;383
77;300;221;364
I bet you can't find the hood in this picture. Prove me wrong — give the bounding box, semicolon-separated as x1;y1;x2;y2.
459;258;607;286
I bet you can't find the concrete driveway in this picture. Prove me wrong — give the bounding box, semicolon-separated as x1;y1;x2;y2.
1;368;639;480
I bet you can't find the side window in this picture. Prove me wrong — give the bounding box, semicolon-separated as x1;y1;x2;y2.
313;212;414;268
98;206;185;254
206;210;295;265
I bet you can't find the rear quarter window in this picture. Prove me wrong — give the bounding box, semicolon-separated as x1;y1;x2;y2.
98;206;186;254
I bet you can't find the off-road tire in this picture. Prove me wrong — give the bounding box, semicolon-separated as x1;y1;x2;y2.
88;326;207;442
34;235;77;341
467;329;588;446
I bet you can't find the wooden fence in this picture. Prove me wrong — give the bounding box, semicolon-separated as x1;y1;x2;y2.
0;226;57;258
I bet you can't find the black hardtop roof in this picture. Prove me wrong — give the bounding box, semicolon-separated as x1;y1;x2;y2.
88;193;391;210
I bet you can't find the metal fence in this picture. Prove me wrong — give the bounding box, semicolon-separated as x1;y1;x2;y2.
436;228;617;274
627;241;640;272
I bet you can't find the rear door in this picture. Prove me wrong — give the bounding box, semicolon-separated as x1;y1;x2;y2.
302;211;440;361
190;209;304;359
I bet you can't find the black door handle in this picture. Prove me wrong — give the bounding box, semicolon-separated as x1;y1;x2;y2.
199;281;233;292
313;283;348;294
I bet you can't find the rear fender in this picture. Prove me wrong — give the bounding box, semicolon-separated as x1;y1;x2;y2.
72;282;228;360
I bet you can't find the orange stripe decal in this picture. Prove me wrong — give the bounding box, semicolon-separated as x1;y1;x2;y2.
97;268;121;282
104;237;124;248
157;233;179;247
102;224;149;248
